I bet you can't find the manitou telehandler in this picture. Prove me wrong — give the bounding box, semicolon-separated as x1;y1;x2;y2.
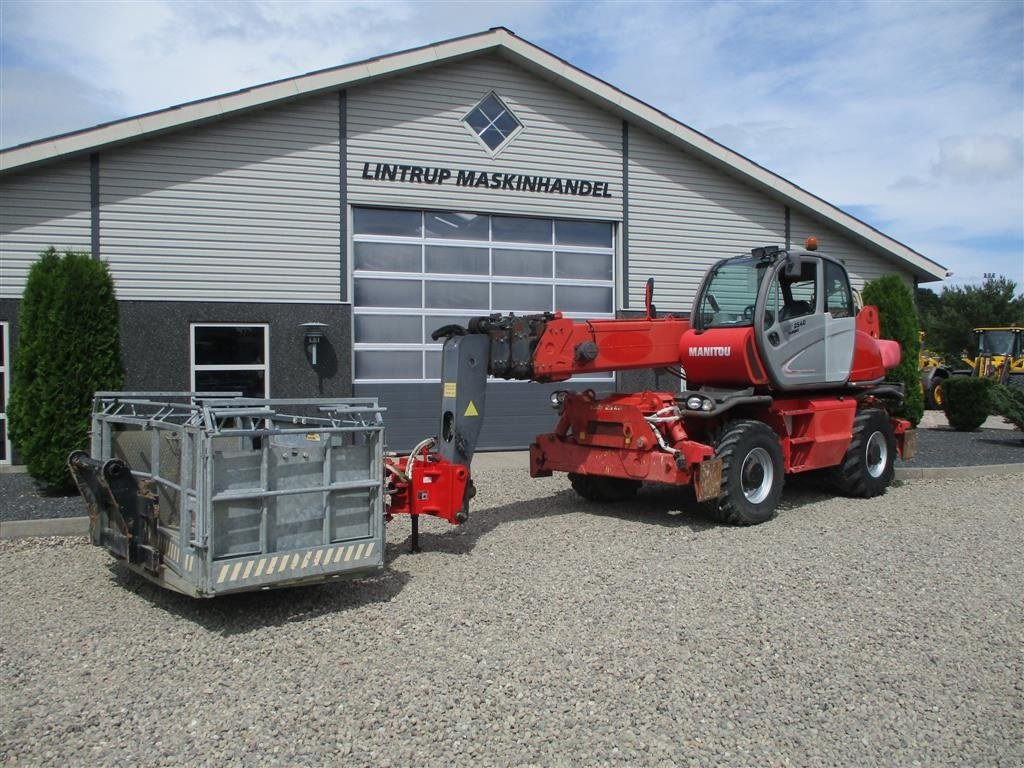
72;239;915;596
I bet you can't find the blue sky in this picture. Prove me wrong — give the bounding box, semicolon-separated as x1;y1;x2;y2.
1;0;1021;289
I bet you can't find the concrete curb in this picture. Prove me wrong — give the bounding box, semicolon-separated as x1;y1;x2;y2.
1;516;90;539
894;463;1024;480
2;460;1022;540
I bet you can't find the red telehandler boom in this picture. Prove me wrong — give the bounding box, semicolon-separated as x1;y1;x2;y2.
387;240;916;546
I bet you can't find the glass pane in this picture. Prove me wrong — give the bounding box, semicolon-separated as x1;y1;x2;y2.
492;216;552;244
556;285;613;314
465;108;489;132
494;112;520;136
355;351;422;380
0;324;5;365
493;283;552;313
480;127;505;150
354;315;421;344
555;220;613;248
556;251;613;281
824;261;853;318
493;248;550;278
352;208;421;237
425;211;489;240
426;246;488;275
194;326;265;366
195;369;266;398
426;315;473;341
353;242;421;273
477;94;503;120
425;350;442;380
425;281;488;310
354;278;421;308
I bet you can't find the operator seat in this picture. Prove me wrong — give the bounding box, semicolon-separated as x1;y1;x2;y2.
780;300;813;321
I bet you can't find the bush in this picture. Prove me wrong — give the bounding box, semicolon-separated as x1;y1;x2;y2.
941;376;993;431
989;382;1024;431
862;275;924;426
8;248;123;490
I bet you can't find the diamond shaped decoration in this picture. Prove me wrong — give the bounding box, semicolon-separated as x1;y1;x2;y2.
464;93;522;152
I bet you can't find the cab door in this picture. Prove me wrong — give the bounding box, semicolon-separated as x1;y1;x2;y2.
754;254;855;390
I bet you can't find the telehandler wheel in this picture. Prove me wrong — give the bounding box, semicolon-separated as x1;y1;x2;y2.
831;408;896;498
709;420;784;526
568;473;641;503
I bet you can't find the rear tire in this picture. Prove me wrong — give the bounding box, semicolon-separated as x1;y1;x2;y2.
568;473;640;503
709;420;784;526
831;408;896;497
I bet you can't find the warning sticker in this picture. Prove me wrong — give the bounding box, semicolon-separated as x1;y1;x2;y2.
443;382;457;398
305;433;322;442
464;401;479;417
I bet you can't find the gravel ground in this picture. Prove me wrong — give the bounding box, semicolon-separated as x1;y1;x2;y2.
1;467;1022;767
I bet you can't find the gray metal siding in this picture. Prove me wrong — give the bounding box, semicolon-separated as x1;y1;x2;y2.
0;160;92;298
99;95;341;302
627;129;786;312
348;55;622;220
788;210;910;289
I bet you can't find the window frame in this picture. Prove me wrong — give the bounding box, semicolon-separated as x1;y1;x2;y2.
352;208;615;384
0;321;9;464
461;91;524;157
190;322;270;398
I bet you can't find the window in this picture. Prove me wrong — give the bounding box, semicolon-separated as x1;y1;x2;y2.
463;93;522;153
191;324;269;398
352;208;615;382
824;260;853;318
0;322;9;464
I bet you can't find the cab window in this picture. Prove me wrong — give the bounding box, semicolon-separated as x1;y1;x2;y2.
824;261;854;318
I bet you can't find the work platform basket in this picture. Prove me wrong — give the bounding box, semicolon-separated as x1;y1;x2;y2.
69;393;386;597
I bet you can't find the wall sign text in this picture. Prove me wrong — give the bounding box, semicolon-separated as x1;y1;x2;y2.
360;161;614;199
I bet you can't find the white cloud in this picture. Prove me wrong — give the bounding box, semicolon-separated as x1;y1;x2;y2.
932;134;1023;182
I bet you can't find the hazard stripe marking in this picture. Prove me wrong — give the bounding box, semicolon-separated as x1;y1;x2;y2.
355;543;365;560
344;546;353;562
364;543;374;559
217;566;228;584
254;558;266;577
313;550;323;567
301;552;311;570
230;563;243;582
243;561;254;579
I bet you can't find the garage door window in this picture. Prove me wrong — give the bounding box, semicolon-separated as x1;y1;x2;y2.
353;208;615;383
191;324;269;397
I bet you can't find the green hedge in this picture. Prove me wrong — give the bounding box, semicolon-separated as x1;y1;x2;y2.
862;275;924;425
989;382;1024;431
941;376;993;432
8;248;123;490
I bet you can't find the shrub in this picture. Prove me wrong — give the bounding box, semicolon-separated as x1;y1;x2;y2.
862;275;924;425
941;376;993;432
989;382;1024;431
8;248;123;490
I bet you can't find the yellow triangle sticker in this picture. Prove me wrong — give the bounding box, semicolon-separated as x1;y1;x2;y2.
464;401;479;417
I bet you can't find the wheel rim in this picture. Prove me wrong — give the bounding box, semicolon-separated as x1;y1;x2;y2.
741;447;774;504
865;430;888;478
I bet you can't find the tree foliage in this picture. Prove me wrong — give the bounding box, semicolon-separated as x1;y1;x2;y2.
916;275;1024;364
989;383;1024;432
8;248;124;490
862;275;924;426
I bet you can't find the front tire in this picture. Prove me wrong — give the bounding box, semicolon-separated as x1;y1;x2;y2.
709;420;784;525
831;408;896;497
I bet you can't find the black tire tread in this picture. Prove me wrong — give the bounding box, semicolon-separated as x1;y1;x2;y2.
831;408;895;498
710;419;783;526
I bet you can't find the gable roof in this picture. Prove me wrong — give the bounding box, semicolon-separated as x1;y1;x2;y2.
0;27;947;281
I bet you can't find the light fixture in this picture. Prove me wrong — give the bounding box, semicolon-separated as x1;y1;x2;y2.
300;322;328;366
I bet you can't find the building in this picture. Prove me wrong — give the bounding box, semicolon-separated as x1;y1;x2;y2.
0;28;946;463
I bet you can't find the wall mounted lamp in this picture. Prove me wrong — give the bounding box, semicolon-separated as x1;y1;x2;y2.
299;322;329;366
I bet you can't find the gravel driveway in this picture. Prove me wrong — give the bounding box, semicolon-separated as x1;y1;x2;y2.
1;466;1021;767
